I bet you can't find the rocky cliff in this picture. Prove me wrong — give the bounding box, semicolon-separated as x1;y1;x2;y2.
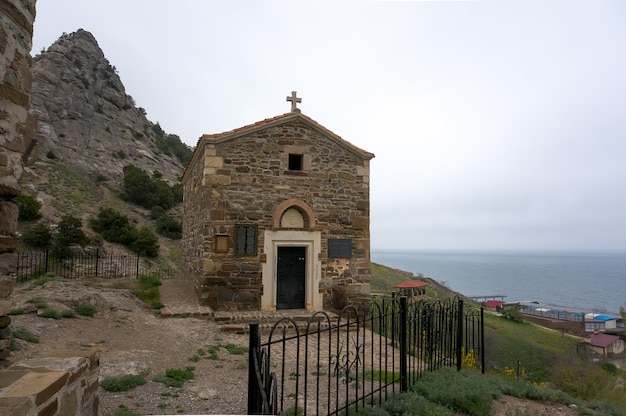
28;29;189;185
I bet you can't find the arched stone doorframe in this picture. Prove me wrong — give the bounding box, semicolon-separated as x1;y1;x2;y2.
261;199;322;311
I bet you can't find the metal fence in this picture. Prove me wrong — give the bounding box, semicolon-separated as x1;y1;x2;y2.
15;249;177;281
248;296;484;415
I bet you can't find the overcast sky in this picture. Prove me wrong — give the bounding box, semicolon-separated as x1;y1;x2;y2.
32;1;626;252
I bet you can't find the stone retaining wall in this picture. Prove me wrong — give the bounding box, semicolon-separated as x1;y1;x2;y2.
1;0;37;361
0;350;99;416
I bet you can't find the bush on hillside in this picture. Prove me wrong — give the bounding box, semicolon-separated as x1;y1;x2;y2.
21;222;53;248
130;226;160;257
155;214;182;240
15;194;42;221
122;164;178;210
89;207;159;257
51;215;89;258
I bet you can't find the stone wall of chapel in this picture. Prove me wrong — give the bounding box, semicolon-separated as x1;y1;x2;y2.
181;143;209;291
184;120;371;311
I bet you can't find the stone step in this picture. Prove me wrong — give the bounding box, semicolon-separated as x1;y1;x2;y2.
215;310;339;334
160;305;214;319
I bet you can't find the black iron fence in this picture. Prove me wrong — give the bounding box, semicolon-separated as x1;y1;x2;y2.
248;296;484;415
15;249;177;282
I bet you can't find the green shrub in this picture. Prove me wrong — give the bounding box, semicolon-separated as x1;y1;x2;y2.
74;303;97;317
138;274;161;288
107;406;142;416
12;327;39;343
154;367;194;388
100;374;146;392
136;274;162;309
223;343;247;355
21;222;52;248
411;367;500;416
26;296;48;308
46;150;58;159
51;215;89;259
379;392;453;416
89;207;158;256
131;226;159;257
61;309;76;318
155;214;182;240
8;308;24;315
15;194;42;221
40;309;61;319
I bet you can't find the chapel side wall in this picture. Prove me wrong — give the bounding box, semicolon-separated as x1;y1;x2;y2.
181;144;209;291
199;121;371;311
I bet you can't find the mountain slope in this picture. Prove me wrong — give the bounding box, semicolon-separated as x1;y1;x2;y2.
20;29;192;265
28;29;189;185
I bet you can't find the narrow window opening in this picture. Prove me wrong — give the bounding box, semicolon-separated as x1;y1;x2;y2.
288;154;303;171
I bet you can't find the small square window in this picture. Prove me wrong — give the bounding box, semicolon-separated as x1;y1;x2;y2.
288;154;303;171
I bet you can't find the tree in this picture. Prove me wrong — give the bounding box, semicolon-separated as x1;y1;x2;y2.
156;214;182;240
15;194;42;221
52;215;88;258
122;164;175;210
131;226;159;257
21;222;53;248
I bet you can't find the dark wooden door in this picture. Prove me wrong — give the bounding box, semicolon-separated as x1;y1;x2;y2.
276;246;306;310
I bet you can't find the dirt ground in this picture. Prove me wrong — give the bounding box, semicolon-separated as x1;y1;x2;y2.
4;278;578;416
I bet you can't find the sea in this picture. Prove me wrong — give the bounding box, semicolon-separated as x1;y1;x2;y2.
371;250;626;315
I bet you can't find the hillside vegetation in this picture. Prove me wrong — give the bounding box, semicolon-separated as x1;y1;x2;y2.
370;264;626;414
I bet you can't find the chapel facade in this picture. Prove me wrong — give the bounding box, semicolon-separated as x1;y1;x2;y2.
181;94;374;312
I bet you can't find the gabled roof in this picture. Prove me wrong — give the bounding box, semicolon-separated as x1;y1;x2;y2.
183;112;374;181
395;280;427;289
589;332;620;348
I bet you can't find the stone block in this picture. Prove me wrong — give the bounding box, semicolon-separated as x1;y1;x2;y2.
0;396;33;416
4;371;69;405
0;236;18;253
0;201;18;235
38;398;58;416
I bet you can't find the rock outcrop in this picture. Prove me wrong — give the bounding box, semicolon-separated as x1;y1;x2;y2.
28;29;189;185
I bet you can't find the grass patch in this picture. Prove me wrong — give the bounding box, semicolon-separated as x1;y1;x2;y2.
100;374;147;392
135;274;163;309
40;308;61;319
106;405;142;416
353;366;621;416
26;296;47;309
61;309;76;318
153;367;195;388
12;327;39;343
8;308;24;315
74;303;97;317
223;343;247;355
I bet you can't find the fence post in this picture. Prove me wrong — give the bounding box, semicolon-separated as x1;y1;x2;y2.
399;296;408;392
481;307;485;374
44;249;49;275
248;323;261;415
456;299;464;371
95;248;99;278
135;252;140;278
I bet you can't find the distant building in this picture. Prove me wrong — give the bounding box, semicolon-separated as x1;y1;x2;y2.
585;332;624;356
181;94;374;312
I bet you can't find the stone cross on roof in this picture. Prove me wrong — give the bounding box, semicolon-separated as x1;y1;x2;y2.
286;91;302;112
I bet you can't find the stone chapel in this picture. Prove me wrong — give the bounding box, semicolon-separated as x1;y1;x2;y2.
181;93;374;312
